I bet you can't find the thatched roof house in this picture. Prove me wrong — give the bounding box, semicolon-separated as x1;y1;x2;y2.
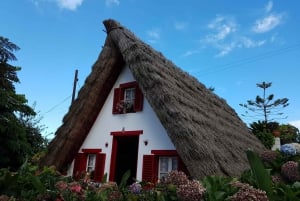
40;19;265;180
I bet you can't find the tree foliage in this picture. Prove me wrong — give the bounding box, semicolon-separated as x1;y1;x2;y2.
240;81;289;125
0;36;46;170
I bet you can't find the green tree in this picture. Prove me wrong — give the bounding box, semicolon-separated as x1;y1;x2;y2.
0;36;46;170
240;81;289;126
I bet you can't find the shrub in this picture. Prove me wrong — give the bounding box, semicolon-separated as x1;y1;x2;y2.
202;175;238;201
229;181;269;201
254;131;274;149
177;180;206;201
260;150;278;164
281;161;300;182
160;170;189;186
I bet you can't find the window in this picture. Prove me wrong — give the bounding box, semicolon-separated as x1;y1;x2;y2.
86;154;96;173
142;150;189;183
124;88;135;104
158;156;178;179
123;87;135;112
73;149;106;182
112;81;143;114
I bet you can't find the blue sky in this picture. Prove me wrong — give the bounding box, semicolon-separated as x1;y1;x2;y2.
1;0;300;138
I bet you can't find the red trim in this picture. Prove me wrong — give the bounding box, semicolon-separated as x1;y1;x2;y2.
120;81;137;88
134;84;143;111
112;88;121;114
110;130;143;136
151;150;178;156
81;149;102;153
94;153;106;182
73;153;87;179
142;155;157;183
109;137;118;181
141;150;190;179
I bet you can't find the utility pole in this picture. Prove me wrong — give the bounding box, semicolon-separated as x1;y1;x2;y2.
71;69;78;104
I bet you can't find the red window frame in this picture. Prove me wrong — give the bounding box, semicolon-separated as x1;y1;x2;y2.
142;150;189;183
112;81;143;114
73;149;106;182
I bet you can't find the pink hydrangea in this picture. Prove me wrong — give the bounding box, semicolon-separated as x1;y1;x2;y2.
177;180;206;201
260;150;277;164
55;181;68;191
161;170;189;186
271;175;283;184
69;182;82;193
229;181;269;201
281;161;300;182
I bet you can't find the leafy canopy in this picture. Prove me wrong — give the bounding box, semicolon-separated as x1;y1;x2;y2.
0;36;46;170
240;81;289;124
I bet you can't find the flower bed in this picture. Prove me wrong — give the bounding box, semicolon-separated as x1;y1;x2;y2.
1;150;300;201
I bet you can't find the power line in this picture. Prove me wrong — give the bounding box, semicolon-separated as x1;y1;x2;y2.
196;43;300;77
42;94;72;115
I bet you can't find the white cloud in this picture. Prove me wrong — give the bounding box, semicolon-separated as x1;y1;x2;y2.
200;15;240;56
105;0;120;6
252;14;283;33
216;42;235;57
146;29;160;43
205;16;237;42
56;0;84;10
198;2;285;57
181;50;199;57
289;120;300;130
240;37;265;48
265;1;273;13
147;30;160;39
174;21;188;30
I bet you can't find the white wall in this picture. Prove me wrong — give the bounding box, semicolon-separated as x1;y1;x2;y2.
69;65;175;181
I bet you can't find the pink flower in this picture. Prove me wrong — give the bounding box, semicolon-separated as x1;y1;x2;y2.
55;181;68;191
260;151;277;164
69;182;82;193
281;161;300;182
55;196;64;201
229;181;269;201
177;180;206;201
161;170;189;186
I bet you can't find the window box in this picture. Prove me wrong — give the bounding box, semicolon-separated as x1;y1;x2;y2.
112;81;143;114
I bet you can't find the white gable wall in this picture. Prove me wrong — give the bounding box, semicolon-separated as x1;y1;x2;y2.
70;65;175;181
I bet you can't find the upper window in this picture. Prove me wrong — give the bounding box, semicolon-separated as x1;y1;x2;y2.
112;81;143;114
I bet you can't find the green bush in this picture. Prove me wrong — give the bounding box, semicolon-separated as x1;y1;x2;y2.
254;131;275;149
202;175;238;201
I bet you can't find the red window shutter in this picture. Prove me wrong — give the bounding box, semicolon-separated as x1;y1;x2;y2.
134;85;143;112
73;153;87;178
142;155;157;183
112;88;121;114
94;153;106;182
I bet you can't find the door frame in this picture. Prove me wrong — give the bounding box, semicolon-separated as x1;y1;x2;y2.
109;130;143;181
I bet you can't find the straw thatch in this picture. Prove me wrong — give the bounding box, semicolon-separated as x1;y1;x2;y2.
40;19;265;179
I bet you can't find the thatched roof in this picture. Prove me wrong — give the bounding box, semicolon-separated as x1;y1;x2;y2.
40;19;265;179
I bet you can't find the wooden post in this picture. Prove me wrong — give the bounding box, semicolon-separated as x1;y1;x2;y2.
71;69;78;104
